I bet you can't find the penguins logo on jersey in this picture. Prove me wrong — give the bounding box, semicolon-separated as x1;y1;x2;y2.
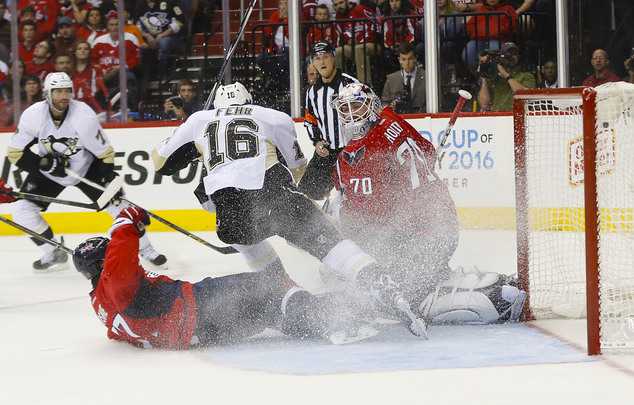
41;135;81;157
341;145;366;166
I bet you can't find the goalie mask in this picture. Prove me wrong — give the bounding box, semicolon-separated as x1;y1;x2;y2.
332;83;381;143
214;82;252;109
44;72;74;113
73;237;110;280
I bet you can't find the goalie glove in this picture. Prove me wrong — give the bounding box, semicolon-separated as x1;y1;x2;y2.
0;178;16;204
109;206;150;236
40;155;69;177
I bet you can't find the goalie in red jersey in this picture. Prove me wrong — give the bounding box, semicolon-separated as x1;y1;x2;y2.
329;83;526;324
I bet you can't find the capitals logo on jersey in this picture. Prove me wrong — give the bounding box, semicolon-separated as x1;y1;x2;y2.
341;145;366;166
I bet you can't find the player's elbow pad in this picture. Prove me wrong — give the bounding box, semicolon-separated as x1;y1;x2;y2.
154;141;200;175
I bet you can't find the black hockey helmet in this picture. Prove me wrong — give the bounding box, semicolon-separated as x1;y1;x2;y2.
310;40;336;58
73;237;110;279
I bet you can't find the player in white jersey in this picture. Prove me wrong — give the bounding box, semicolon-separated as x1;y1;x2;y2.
152;82;428;338
6;72;167;271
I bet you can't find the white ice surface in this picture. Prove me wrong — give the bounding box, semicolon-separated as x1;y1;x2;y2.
2;229;633;404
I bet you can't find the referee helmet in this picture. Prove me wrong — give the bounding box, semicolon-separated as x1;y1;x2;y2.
310;41;336;58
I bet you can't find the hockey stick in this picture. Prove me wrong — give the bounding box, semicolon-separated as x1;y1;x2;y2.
0;215;74;254
0;189;109;211
64;169;238;255
203;0;258;110
435;89;473;162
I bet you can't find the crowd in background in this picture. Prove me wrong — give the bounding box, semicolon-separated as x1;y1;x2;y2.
0;0;632;125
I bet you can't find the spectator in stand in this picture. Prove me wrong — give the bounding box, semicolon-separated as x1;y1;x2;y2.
303;0;319;19
53;53;73;73
477;42;535;111
53;16;82;62
581;49;622;87
332;0;378;84
124;3;148;50
416;0;466;80
380;0;416;73
92;11;140;111
17;0;60;41
0;1;11;51
382;42;425;114
162;78;203;120
538;59;557;88
256;0;307;90
2;74;42;127
58;0;91;26
76;7;107;45
2;58;26;105
306;4;341;55
454;1;484;13
72;40;108;112
134;0;185;82
463;0;517;71
18;20;37;63
306;63;319;85
25;40;56;81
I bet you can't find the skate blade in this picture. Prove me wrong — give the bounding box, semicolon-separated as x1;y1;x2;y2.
328;325;380;345
396;298;429;339
33;262;70;273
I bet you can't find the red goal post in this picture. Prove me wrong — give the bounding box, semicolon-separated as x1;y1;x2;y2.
513;84;634;355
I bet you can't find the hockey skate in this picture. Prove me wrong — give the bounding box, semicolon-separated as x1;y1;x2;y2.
139;245;167;267
365;273;429;339
33;238;69;272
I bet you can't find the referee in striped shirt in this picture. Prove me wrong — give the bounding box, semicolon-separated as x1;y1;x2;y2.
299;40;358;200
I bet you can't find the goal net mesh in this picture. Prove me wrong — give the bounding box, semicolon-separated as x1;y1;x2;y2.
519;82;634;351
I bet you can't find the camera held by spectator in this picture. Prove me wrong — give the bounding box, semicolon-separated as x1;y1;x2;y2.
479;49;513;80
167;95;184;109
391;90;413;115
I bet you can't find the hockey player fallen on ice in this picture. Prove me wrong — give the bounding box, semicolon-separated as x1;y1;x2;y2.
73;206;379;348
6;72;167;272
152;82;428;338
329;82;527;324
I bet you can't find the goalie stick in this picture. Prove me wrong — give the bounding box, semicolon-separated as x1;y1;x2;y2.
0;215;73;254
435;89;472;162
203;0;258;110
64;169;239;255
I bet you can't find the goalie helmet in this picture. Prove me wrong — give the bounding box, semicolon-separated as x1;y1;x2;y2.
73;237;110;280
44;72;74;105
214;82;252;108
331;83;381;143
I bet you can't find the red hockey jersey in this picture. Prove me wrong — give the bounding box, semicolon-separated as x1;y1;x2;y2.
336;3;377;44
91;32;140;70
17;0;60;39
334;108;458;238
89;224;197;349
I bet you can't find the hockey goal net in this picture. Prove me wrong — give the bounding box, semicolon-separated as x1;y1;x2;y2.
514;83;634;355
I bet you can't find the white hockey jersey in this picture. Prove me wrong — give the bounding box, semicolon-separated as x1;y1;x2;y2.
8;100;113;187
153;105;307;195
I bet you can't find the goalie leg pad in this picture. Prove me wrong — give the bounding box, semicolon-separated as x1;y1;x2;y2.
419;268;527;324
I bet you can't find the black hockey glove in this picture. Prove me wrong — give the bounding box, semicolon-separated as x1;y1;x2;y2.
40;155;69;177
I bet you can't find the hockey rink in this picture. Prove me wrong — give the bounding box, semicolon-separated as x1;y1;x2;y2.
2;228;633;404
